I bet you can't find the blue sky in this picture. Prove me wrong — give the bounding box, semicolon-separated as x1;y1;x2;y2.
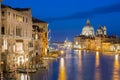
2;0;120;42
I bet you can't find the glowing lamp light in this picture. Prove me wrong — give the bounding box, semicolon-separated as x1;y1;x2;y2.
96;51;99;56
17;57;20;65
26;58;28;62
115;54;119;61
61;50;64;55
60;58;64;68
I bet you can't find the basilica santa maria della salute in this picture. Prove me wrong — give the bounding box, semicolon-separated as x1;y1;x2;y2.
81;19;106;37
74;19;120;52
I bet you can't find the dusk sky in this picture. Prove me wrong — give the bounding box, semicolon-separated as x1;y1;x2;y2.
2;0;120;42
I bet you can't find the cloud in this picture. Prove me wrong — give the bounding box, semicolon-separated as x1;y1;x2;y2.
44;3;120;22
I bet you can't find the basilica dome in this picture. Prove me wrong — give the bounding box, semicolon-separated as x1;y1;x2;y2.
81;19;95;37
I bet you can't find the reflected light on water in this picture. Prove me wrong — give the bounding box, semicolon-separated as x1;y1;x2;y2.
78;50;82;69
112;54;120;80
78;50;82;57
96;51;100;68
94;51;101;80
77;50;82;80
58;58;66;80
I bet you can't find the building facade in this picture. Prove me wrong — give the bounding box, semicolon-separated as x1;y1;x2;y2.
32;18;48;61
1;4;33;71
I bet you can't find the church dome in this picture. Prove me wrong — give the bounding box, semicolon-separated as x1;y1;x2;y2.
81;19;95;37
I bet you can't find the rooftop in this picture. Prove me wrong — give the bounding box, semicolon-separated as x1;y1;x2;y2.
1;4;30;11
32;18;47;23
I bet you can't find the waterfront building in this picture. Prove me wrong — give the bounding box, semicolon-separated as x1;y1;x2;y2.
0;0;2;76
64;37;72;49
32;18;48;59
0;4;33;71
74;19;120;53
0;4;49;71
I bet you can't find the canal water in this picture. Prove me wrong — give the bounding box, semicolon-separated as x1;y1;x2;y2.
3;50;120;80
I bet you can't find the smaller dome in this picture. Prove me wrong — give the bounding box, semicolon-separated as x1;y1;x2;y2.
96;25;107;36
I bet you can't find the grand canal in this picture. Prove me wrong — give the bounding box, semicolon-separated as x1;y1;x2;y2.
3;50;120;80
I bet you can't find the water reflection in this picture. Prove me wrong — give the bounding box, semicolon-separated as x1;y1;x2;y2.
58;58;66;80
112;54;120;80
2;50;120;80
77;50;82;69
94;51;101;80
77;50;82;80
95;51;100;68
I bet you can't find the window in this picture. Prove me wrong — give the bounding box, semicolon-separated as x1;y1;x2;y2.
28;42;33;47
8;12;10;16
1;26;5;35
2;11;5;16
23;17;24;22
32;34;35;39
13;14;15;19
16;42;23;53
4;39;8;50
16;27;22;36
16;15;23;22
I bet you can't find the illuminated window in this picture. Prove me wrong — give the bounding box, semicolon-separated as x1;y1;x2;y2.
16;42;23;53
16;15;23;22
76;41;78;45
35;34;38;40
4;39;8;50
